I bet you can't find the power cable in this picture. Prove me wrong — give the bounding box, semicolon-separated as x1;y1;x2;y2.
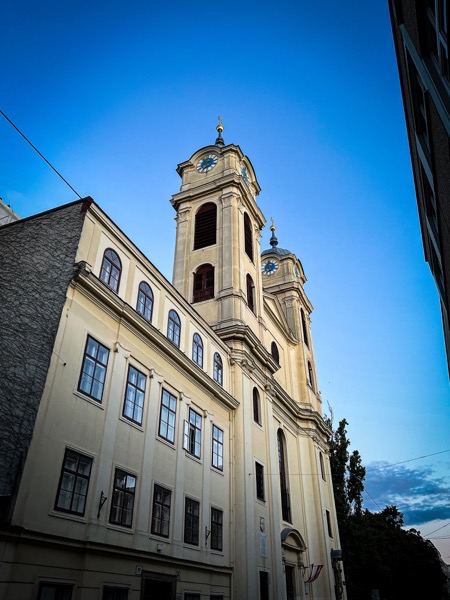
0;108;82;199
422;521;450;537
366;449;450;472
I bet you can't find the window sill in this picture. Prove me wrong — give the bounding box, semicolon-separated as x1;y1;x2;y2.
211;466;224;476
119;415;144;432
185;451;202;465
183;543;201;551
157;436;177;450
73;390;105;409
106;523;135;535
49;510;87;524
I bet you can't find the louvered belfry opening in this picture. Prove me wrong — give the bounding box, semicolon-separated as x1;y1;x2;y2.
244;212;254;262
246;274;255;313
193;264;215;303
194;203;217;250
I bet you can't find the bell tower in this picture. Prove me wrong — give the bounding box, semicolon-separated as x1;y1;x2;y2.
171;120;265;338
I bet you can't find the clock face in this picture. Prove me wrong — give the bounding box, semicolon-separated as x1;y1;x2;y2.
262;259;279;276
196;154;218;173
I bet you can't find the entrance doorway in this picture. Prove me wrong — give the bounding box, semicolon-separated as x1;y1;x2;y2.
141;573;176;600
285;566;295;600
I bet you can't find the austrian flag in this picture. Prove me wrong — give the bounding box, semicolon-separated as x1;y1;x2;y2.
304;564;324;583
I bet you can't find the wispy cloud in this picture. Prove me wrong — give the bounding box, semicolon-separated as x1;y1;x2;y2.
363;461;450;526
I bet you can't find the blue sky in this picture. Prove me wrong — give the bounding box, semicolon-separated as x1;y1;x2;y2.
2;0;450;560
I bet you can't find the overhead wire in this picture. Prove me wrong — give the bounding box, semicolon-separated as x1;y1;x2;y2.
0;108;82;199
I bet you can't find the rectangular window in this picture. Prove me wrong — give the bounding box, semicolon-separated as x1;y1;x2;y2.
122;365;146;425
211;507;223;551
37;583;73;600
55;449;92;516
109;469;136;528
78;335;109;402
255;462;265;501
102;588;129;600
151;484;172;538
185;595;201;600
259;572;269;600
184;498;200;545
183;408;202;458
158;389;177;443
326;509;333;538
212;425;224;470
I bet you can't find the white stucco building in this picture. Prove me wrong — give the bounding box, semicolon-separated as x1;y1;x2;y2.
0;126;344;600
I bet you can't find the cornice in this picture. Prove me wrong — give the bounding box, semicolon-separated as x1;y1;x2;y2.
71;270;239;411
213;322;279;375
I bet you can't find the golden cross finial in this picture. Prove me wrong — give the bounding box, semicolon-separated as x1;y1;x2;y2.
216;116;224;133
270;217;276;231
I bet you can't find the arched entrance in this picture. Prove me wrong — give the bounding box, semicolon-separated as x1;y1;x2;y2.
281;528;306;600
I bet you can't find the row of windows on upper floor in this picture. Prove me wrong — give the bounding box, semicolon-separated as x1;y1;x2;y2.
101;245;256;323
79;335;224;433
55;447;224;549
53;432;328;540
97;253;225;381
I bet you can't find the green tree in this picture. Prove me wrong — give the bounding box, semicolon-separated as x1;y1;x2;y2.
326;416;450;600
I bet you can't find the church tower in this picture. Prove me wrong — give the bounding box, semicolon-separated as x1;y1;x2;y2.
171;120;266;341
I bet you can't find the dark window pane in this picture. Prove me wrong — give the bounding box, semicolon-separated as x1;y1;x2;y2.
244;213;254;261
212;425;224;470
100;249;122;293
167;310;181;346
122;365;146;425
159;389;177;443
211;507;223;551
256;462;265;501
193;264;215;302
109;469;136;528
78;336;109;403
151;484;172;538
213;353;223;385
137;281;154;322
184;498;200;545
55;449;92;516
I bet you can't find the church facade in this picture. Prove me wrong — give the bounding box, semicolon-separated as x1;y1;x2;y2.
0;127;344;599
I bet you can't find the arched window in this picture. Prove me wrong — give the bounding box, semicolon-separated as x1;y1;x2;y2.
213;353;223;385
319;452;326;481
167;309;181;347
194;203;217;250
136;281;154;322
308;361;315;391
271;341;279;364
301;308;309;348
246;274;255;314
244;213;253;262
253;387;261;425
193;264;214;303
277;430;291;522
192;333;204;367
100;248;121;293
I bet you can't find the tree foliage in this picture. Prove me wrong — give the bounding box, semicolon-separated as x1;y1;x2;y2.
326;416;450;600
